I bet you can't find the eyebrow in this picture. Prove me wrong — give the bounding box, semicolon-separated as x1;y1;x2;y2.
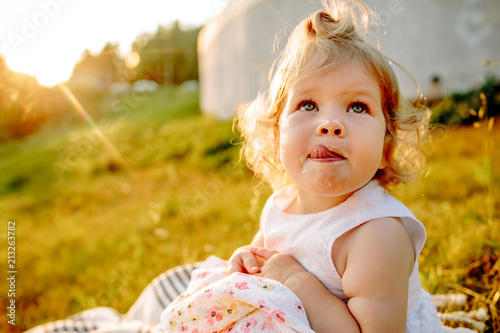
290;87;380;103
343;89;380;101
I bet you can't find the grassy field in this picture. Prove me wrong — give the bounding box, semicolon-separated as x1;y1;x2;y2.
0;87;498;332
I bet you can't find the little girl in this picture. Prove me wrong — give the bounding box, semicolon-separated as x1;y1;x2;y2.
225;1;443;332
161;1;444;333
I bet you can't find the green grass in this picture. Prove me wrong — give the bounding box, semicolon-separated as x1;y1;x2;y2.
0;87;498;332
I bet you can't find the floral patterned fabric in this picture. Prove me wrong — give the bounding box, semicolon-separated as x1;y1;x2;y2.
160;256;315;333
25;258;481;333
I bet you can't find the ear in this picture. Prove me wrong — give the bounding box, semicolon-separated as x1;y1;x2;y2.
378;157;388;170
379;135;392;170
273;125;280;164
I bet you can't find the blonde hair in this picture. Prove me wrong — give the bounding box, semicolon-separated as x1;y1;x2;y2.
236;0;430;191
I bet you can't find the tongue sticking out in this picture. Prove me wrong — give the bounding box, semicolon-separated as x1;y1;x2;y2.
309;146;345;160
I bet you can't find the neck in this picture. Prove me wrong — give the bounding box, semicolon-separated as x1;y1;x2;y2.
286;188;354;214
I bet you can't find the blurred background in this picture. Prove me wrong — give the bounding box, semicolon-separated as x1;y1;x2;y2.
0;0;499;332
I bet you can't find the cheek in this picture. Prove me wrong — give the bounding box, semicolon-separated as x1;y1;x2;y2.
277;134;299;171
277;135;289;165
277;124;292;158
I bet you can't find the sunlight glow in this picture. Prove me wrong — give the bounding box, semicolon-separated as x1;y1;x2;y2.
0;0;224;87
6;51;77;87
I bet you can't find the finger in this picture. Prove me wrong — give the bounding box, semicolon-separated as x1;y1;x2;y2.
227;252;260;275
226;261;243;275
249;246;279;260
227;251;246;275
240;251;260;273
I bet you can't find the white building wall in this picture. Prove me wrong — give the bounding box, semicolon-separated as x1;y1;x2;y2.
198;0;500;120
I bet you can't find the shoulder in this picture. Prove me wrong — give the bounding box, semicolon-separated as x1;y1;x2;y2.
351;217;414;245
348;217;415;266
346;182;425;256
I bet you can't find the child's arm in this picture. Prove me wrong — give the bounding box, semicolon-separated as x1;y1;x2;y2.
226;230;264;275
341;217;414;333
251;217;414;333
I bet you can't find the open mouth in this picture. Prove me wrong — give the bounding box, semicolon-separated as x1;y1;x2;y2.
308;145;346;161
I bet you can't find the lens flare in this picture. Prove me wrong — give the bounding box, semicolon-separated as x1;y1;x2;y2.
59;84;136;181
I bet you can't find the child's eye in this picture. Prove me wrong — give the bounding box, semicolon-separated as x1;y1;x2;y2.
347;102;368;114
298;101;318;112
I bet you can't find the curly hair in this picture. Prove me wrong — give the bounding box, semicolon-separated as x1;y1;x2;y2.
236;0;430;191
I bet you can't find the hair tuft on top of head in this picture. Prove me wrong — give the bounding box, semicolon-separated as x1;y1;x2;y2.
306;11;338;36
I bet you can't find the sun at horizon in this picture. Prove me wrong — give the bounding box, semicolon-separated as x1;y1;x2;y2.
5;52;78;87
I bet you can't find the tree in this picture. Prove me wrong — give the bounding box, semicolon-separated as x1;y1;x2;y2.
0;55;52;142
67;42;123;93
133;22;199;85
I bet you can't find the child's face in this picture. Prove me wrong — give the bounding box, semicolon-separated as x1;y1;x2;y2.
278;61;387;212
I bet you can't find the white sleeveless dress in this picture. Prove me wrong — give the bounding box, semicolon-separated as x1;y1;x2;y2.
261;180;443;333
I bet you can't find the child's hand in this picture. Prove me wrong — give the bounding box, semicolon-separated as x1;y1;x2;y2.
226;245;264;275
249;247;308;284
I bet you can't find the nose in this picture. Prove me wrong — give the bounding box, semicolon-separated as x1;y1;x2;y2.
316;119;345;137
